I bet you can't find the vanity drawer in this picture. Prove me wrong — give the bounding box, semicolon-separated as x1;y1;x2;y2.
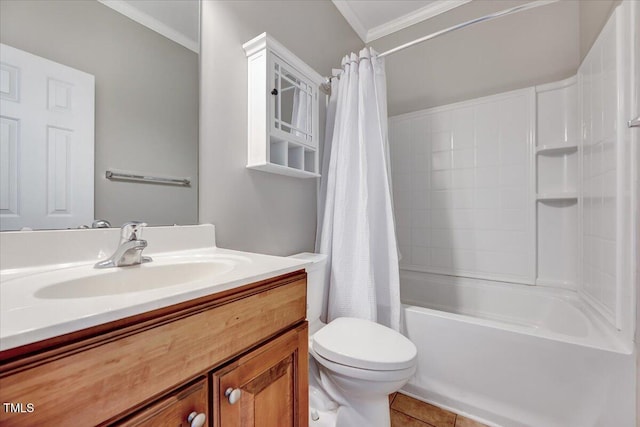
0;273;306;426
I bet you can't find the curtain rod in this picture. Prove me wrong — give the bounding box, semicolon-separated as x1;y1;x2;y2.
321;0;558;91
378;0;558;58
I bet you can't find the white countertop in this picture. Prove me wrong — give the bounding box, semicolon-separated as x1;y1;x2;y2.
0;225;310;352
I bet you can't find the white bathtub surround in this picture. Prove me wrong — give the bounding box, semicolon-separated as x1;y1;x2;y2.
400;270;635;427
389;87;536;285
579;2;636;342
317;47;401;330
390;2;638;426
632;0;640;419
535;77;579;289
389;0;638;343
0;224;311;350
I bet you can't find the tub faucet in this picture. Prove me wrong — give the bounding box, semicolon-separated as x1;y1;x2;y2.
94;221;153;268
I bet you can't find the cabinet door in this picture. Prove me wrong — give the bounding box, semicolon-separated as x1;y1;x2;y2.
115;378;208;427
213;323;308;427
270;55;316;148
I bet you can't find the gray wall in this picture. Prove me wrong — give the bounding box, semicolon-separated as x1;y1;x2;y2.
369;0;620;117
0;0;198;228
199;0;362;255
579;0;621;60
370;0;581;116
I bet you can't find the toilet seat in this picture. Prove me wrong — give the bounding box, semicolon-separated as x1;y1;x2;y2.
312;317;417;371
310;345;417;383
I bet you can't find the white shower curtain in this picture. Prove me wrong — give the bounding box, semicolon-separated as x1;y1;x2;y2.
316;48;401;331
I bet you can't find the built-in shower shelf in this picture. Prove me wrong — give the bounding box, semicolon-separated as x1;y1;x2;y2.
536;192;578;201
536;144;578;155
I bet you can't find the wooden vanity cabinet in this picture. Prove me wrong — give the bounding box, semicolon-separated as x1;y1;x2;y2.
213;324;308;427
0;271;308;427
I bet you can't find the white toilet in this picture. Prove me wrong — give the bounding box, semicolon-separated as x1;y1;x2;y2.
290;253;417;427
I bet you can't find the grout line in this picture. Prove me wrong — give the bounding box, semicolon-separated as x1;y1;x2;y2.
390;396;434;426
392;392;462;427
393;409;439;427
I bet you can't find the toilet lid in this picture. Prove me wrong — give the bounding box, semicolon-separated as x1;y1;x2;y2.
312;317;417;371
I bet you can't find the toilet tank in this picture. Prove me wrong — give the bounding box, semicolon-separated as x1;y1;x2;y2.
288;253;327;323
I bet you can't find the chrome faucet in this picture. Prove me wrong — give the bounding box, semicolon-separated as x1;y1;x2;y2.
94;221;153;268
91;219;111;228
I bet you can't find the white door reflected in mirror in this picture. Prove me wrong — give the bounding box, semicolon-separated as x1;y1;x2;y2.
0;43;95;231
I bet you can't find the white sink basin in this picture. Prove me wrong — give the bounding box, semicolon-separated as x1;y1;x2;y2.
1;225;313;352
34;260;236;299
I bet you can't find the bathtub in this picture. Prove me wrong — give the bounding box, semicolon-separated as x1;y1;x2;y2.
399;270;635;427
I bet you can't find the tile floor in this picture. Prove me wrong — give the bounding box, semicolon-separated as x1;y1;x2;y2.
389;393;489;427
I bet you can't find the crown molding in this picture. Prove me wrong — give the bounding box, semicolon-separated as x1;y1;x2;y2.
366;0;472;42
333;0;472;43
98;0;199;53
331;0;369;42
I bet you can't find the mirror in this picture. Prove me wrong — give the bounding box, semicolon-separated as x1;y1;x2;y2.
0;0;199;231
273;60;313;143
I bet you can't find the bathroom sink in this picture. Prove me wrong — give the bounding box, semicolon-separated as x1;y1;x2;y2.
34;260;236;299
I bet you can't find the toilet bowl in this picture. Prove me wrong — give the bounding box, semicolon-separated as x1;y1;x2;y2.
289;253;418;427
310;317;417;427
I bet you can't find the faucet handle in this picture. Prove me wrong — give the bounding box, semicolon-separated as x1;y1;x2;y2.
92;219;111;228
120;221;147;242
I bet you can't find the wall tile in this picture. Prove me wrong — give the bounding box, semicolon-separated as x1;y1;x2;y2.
412;190;429;211
431;190;451;209
452;149;475;169
393;173;412;192
474;167;500;188
500;165;527;188
412;209;430;228
578;13;619;318
412;171;430;191
475;144;500;167
431;229;453;248
412;228;430;247
412;246;429;265
450;209;475;229
432;151;452;170
397;226;411;247
412;153;430;172
452;107;475;150
431;209;451;229
452;169;475;189
501;189;526;210
451;189;474;209
431;248;453;268
432;170;452;190
432;131;452;152
390;89;533;282
501;209;526;230
474;189;500;209
431;111;452;133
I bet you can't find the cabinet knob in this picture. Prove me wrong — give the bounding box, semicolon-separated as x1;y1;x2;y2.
225;387;242;405
187;411;206;427
271;88;278;95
